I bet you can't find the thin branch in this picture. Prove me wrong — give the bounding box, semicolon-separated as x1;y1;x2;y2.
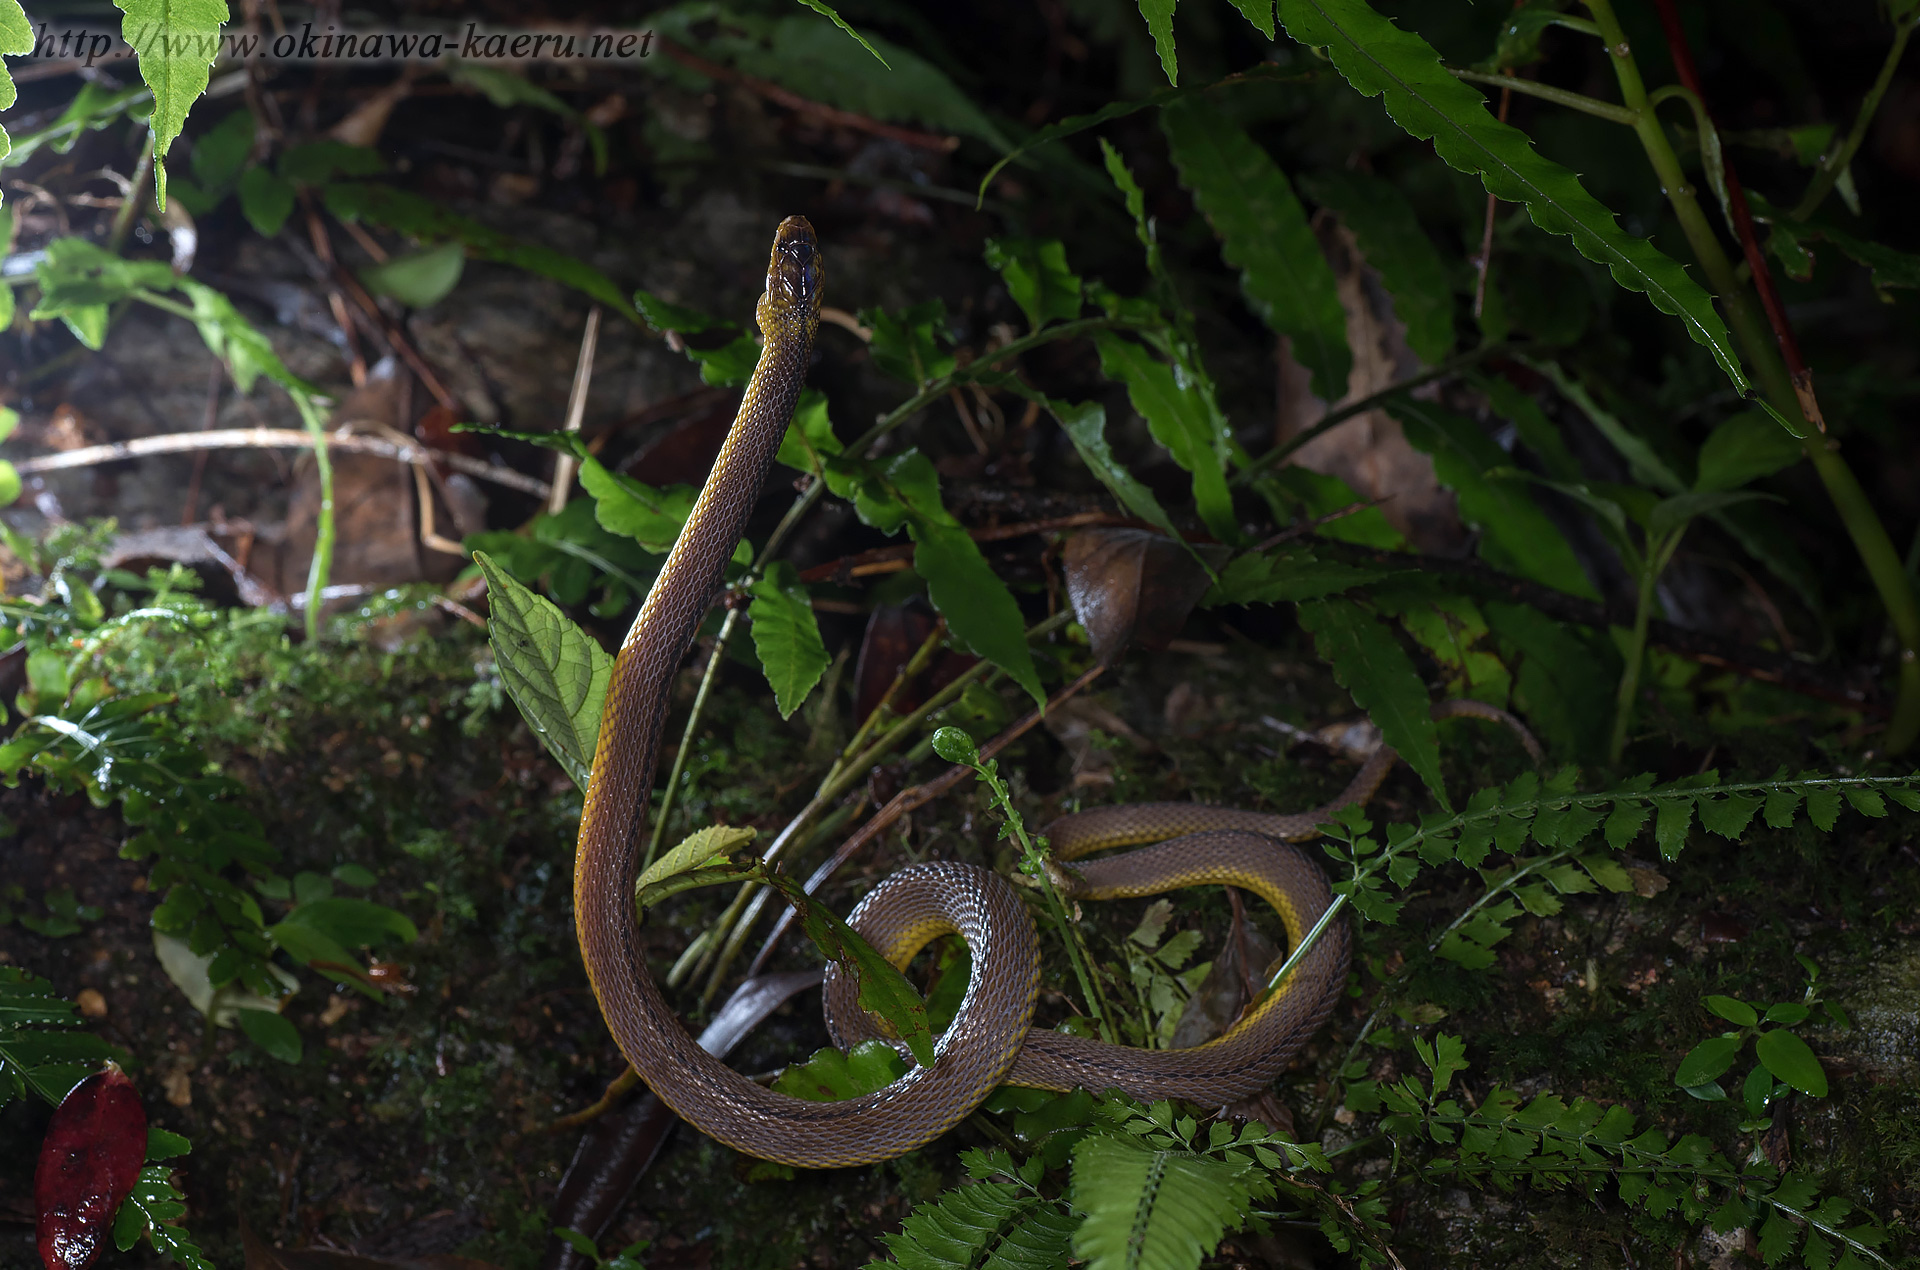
548;306;603;515
1448;67;1639;125
1651;0;1826;429
10;427;552;498
1789;10;1919;222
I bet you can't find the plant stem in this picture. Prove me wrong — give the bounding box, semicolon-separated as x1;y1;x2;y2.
1584;0;1920;751
1610;558;1659;765
643;606;739;872
1447;68;1638;125
969;756;1114;1043
1790;11;1918;222
1233;345;1507;487
107;131;157;255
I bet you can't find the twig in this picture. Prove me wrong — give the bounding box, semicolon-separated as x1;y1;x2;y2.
1650;0;1825;429
11;427;552;498
659;38;961;153
180;362;224;525
1474;78;1514;321
106;131;155;255
1235;345;1509;486
796;511;1147;583
1788;9;1918;222
548;306;603;515
746;664;1107;977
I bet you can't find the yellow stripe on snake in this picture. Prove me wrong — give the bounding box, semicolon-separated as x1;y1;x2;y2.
573;217;1518;1168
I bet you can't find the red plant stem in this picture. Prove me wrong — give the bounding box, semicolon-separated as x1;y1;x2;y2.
1650;0;1825;428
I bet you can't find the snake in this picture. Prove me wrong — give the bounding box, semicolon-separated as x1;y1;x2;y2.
573;216;1525;1168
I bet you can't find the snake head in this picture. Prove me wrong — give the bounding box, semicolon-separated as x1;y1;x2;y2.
765;215;824;321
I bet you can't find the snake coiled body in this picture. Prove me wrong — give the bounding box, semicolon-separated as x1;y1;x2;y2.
574;217;1373;1168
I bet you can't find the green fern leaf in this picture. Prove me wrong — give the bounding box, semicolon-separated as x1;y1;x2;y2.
1069;1134;1265;1270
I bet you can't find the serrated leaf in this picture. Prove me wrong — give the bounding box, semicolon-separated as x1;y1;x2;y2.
475;550;614;790
635;825;757;903
777;389;844;477
1047;399;1184;544
358;241;465;309
1301;169;1455;363
1160;96;1350;400
845;452;1043;705
114;0;229;209
1202;549;1388;607
1275;0;1753;403
984;238;1082;331
1653;797;1696;859
748;561;830;718
235;1007;302;1063
1391;400;1596;597
1297;597;1447;808
1094;333;1238;543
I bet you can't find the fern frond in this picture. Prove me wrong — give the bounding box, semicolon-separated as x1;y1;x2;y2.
0;966;120;1106
1068;1134;1270;1270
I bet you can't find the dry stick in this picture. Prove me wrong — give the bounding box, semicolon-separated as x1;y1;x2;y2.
658;38;960;153
548;306;603;516
179;362;224;526
1473;78;1514;321
1650;0;1825;429
11;428;552;498
746;663;1107;978
304;203;369;389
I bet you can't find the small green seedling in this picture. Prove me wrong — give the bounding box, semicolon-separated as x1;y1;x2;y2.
1674;956;1844;1126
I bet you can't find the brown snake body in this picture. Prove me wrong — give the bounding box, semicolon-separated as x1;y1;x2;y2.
573;217;1516;1167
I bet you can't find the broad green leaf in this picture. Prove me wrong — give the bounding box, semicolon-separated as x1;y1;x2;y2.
1275;0;1751;399
1229;0;1277;39
719;16;1008;149
0;1;30;168
474;550;614;790
170;106;252;213
277;897;417;949
1755;1028;1827;1097
840;451;1043;705
1138;0;1179;84
1695;411;1804;492
113;0;229;209
772;1038;908;1101
1703;995;1758;1027
1479;374;1581;483
359;242;466;309
983;238;1082;332
1201;549;1388;607
1047;399;1185;545
1160;96;1350;400
278;140;384;186
236;1007;302;1063
756;869;937;1066
1390;400;1597;598
577;458;706;555
1300;170;1456;364
1297;597;1447;807
635;825;757;902
633;290;732;335
1070;1135;1265;1270
324;182;632;315
1094;333;1238;542
31;236;176;314
777;389;844;477
1648;489;1780;539
748;560;830;718
237;164;295;235
178;278;300;394
865;301;955;386
1674;1034;1743;1088
0;461;17;508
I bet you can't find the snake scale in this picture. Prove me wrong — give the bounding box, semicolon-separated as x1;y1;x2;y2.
574;216;1509;1167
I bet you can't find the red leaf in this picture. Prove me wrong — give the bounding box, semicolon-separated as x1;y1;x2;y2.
36;1063;148;1270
